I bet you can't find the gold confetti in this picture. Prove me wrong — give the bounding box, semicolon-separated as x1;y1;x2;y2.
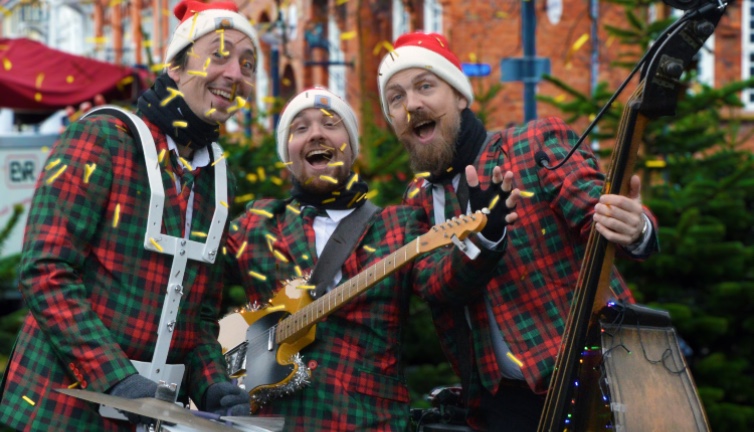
45;159;61;171
191;231;208;237
339;143;347;152
187;70;208;77
266;305;285;311
341;31;356;41
322;198;336;204
364;190;378;200
82;163;97;183
541;229;546;235
506;352;524;368
235;241;247;258
158;149;166;163
408;188;420;198
327;161;344;167
273;249;289;263
173;120;188;128
320;108;333;117
294;266;303;277
188;12;199;39
319;175;338;184
265;233;277;243
363;245;376;252
249;271;267;281
112;204;121;228
571;33;590;52
22;396;35;406
288;133;293;143
250;209;273;218
414;172;430;179
286;205;301;214
236;193;254;203
66;75;74;83
520;191;534;198
2;58;11;71
271;176;283;186
86;36;108;44
645;160;667;168
35;92;42;102
336;0;348;4
211;154;225;166
46;165;67;184
178;157;193;171
302;254;309;260
35;73;44;88
469;52;477;63
495;11;508;18
282;78;291;86
203;57;211;70
297;285;315;290
435;37;444;47
220;201;229;208
346;174;358;190
67;381;80;389
149;238;164;252
489;195;500;210
161;87;184;106
257;167;266;181
373;40;394;56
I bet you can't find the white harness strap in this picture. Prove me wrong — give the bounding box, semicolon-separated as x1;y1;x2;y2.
83;106;229;417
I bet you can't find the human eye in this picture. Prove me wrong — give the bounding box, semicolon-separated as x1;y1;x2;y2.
388;92;403;105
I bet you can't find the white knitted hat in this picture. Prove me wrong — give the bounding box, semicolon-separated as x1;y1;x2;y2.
165;0;260;66
378;32;473;123
276;88;359;164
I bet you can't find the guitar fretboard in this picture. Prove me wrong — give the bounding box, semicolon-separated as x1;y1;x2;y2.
275;238;420;343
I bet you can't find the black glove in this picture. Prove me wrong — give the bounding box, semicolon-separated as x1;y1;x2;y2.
107;374;159;425
203;381;251;416
468;179;514;241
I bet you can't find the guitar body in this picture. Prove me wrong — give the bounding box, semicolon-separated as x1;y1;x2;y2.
220;278;316;412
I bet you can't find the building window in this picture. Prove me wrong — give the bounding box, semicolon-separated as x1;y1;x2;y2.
423;0;443;33
328;15;346;100
392;0;410;40
744;0;754;110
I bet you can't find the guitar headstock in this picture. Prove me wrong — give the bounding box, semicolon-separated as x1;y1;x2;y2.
638;1;725;118
417;211;488;253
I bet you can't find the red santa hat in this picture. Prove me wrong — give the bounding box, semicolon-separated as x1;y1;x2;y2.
277;88;360;165
377;32;473;123
165;0;260;66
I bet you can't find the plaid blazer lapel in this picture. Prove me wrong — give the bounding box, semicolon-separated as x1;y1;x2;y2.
278;201;317;276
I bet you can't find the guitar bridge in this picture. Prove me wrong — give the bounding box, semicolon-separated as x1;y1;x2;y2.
224;341;248;378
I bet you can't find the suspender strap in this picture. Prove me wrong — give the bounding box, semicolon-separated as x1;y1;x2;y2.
308;200;381;298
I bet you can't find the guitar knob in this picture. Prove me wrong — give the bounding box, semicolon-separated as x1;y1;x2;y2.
662;60;684;79
694;21;715;38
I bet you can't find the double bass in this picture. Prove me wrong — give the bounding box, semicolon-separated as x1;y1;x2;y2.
537;0;727;430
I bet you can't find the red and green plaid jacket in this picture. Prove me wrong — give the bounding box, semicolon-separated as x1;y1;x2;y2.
0;114;234;431
225;198;505;431
404;117;658;430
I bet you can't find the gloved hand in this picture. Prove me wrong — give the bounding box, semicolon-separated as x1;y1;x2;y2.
203;381;251;416
466;165;519;241
107;374;159;425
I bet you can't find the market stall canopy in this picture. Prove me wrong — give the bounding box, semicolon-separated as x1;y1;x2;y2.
0;37;149;112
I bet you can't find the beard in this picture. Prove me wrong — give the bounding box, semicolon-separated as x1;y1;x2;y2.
397;109;461;177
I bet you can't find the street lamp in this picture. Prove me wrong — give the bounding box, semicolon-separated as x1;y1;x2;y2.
260;10;285;128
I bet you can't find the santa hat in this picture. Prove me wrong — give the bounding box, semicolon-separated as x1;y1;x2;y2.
277;88;360;165
165;0;260;66
377;32;473;123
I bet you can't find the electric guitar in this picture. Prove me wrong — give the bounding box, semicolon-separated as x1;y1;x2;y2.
218;212;487;412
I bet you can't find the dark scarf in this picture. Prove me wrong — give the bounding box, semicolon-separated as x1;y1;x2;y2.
137;73;220;150
291;172;370;210
428;108;487;183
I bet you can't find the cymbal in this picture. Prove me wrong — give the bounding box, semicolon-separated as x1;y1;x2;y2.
56;388;238;432
222;416;285;432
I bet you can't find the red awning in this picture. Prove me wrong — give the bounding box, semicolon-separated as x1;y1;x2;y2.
0;37;148;112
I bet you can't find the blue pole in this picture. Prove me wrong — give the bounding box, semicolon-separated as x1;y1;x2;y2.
522;0;537;122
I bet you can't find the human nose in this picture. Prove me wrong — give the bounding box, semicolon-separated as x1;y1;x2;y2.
404;90;423;114
307;122;325;142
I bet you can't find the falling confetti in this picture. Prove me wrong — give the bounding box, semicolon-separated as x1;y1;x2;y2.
235;241;247;258
506;352;524;368
2;58;10;70
22;396;35;406
294;266;303;277
363;245;375;252
520;191;534;198
407;188;420;198
211;154;226;166
273;249;289;263
320;108;333;117
161;87;185;106
327;161;344;167
341;31;356;41
173;120;188;128
187;70;208;77
319;175;338;184
414;172;430;179
645;160;667;168
205;108;217;116
45;159;61;171
286;205;301;214
249;271;267;281
178;156;192;170
250;209;273;218
191;231;208;237
150;238;164;252
297;285;315;290
46;165;67;184
112;204;121;228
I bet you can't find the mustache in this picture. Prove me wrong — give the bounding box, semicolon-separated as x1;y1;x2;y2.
394;109;447;137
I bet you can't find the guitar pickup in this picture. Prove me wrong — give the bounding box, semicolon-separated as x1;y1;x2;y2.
224;341;248;378
451;235;481;260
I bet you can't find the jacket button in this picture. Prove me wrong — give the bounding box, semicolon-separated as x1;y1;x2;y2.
307;360;318;370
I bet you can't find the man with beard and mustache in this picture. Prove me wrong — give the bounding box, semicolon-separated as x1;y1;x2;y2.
378;32;660;431
224;87;520;431
0;1;258;429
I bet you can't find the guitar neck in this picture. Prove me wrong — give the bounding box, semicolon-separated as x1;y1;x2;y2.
275;238;421;343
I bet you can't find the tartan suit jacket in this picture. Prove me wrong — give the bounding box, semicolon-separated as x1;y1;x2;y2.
224;198;505;431
0;114;235;431
403;117;658;429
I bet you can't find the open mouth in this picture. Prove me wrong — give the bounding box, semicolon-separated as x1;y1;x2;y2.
305;148;334;168
413;120;436;140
